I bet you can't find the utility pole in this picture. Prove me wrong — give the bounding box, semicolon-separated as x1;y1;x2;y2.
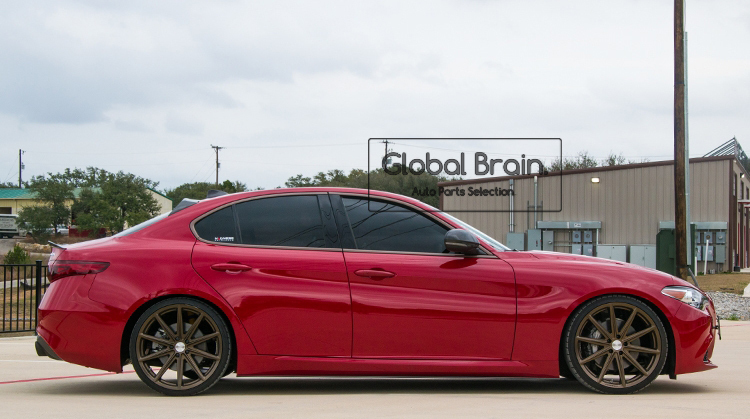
210;145;224;187
674;0;688;281
18;149;25;188
382;140;392;166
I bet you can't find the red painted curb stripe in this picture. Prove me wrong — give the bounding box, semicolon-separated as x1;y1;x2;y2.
0;371;135;385
721;324;750;328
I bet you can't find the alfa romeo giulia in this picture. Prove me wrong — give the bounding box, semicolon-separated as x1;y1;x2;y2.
35;188;718;396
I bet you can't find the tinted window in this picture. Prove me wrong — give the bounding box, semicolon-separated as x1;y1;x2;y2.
194;206;238;243
235;195;328;248
341;197;448;253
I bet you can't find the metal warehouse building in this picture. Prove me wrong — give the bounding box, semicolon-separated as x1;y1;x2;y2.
439;141;750;273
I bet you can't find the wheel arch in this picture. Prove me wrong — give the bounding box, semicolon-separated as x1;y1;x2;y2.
557;292;676;378
120;294;238;374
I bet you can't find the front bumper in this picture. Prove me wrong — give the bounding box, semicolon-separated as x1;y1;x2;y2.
672;301;718;374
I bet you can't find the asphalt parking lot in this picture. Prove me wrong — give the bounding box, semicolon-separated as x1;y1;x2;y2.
1;323;749;419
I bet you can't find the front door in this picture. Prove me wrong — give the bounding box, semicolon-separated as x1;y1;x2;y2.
332;195;517;360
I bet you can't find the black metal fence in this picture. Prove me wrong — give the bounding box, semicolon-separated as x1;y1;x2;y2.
1;261;48;334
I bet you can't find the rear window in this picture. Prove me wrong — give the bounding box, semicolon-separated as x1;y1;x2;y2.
193;206;238;244
113;213;169;237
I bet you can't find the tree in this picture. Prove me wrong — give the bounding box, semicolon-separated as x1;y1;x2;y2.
0;182;19;188
74;171;161;233
284;167;456;208
16;172;76;240
164;180;248;204
549;151;599;172
16;206;55;243
602;152;626;167
220;180;247;193
4;244;31;264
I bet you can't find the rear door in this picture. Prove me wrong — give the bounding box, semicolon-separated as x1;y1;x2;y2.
333;194;517;360
191;193;352;357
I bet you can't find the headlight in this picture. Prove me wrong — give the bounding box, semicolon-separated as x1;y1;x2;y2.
662;286;708;310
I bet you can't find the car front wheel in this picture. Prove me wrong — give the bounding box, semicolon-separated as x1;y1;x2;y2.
563;295;668;394
129;298;231;396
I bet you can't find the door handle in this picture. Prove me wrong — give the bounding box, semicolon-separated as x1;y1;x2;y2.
211;263;252;274
354;269;395;279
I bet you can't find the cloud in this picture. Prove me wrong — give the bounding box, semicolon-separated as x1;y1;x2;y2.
0;0;748;189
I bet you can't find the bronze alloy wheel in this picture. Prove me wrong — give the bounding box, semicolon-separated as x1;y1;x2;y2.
564;295;668;394
130;298;231;396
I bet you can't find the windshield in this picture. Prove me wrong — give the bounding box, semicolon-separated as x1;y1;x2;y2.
114;213;170;237
416;202;510;251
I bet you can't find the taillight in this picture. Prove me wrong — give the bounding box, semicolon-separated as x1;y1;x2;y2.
49;261;110;282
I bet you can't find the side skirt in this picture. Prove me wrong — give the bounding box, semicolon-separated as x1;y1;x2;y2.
237;355;558;378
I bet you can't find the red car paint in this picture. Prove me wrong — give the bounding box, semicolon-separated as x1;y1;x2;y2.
37;187;717;379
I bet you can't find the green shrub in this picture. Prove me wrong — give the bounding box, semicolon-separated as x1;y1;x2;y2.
4;244;31;265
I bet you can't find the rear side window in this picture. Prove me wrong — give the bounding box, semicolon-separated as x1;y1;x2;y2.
194;206;238;243
341;197;448;253
235;195;328;248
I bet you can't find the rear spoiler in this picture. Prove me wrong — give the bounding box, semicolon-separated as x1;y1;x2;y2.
48;241;67;249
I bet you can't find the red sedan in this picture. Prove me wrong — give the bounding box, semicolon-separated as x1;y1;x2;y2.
36;188;718;396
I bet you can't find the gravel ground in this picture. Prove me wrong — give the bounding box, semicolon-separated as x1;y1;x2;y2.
707;291;750;320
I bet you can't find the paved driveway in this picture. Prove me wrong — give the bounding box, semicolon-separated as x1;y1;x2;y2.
1;322;749;419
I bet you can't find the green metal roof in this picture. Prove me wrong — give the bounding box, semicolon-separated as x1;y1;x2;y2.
0;188;100;200
0;189;36;199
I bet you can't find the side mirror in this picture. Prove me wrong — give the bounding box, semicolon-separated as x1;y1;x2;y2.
444;229;480;255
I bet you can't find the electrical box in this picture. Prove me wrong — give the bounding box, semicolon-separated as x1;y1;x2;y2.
630;245;657;269
702;232;713;245
572;231;582;243
571;244;582;255
583;244;594;257
527;229;542;251
716;231;726;244
506;233;525;251
715;245;726;264
542;230;554;251
695;246;703;261
598;245;626;262
656;229;677;276
705;246;714;262
583;231;593;243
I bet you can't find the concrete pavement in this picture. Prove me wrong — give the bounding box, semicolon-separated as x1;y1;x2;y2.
1;323;749;419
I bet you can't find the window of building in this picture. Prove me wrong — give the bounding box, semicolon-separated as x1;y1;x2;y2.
341;197;449;253
235;195;328;248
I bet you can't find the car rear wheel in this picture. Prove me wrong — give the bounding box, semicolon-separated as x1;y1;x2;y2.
129;298;231;396
563;295;668;394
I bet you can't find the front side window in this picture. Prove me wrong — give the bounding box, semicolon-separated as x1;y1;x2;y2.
235;195;328;248
341;197;448;253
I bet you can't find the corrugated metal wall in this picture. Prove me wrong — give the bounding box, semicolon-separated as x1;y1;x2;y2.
443;159;730;247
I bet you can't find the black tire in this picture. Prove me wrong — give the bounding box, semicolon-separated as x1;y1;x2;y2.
563;295;668;394
129;297;232;396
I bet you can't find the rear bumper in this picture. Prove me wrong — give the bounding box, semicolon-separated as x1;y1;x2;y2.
35;336;61;360
36;275;124;373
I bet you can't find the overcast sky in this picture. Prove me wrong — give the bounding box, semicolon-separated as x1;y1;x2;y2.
1;0;749;190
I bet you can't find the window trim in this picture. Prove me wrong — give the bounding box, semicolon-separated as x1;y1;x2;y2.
190;192;341;252
334;193;496;258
